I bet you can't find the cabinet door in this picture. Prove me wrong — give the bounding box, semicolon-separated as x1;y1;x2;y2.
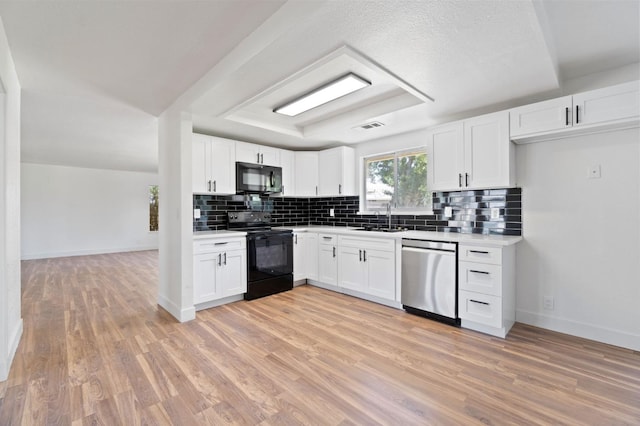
338;246;365;292
192;134;211;193
464;111;513;189
304;233;318;281
279;149;295;196
318;148;342;196
210;137;236;194
294;152;319;196
193;253;219;304
293;232;305;282
236;141;260;164
259;146;280;166
364;248;395;301
318;244;338;285
219;250;247;298
509;96;572;137
573;81;640;126
429;123;464;191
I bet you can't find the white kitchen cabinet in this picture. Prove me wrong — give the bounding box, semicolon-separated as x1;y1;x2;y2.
304;232;318;281
279;149;295;196
463;111;513;189
293;231;318;283
317;234;338;286
428;123;465;191
193;237;247;306
458;243;515;338
318;146;356;196
510;80;639;142
236;141;280;166
337;235;395;301
192;133;236;194
429;111;514;191
294;151;319;196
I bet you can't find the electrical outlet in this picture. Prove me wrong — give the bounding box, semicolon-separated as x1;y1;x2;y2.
329;208;335;217
193;208;201;219
543;296;555;310
444;206;452;218
588;164;601;179
490;207;500;220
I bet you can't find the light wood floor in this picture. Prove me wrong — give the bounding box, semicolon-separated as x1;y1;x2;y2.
1;250;639;425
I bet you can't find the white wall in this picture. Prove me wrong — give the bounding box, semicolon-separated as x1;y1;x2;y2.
21;163;159;259
516;128;640;351
157;108;195;322
0;16;22;381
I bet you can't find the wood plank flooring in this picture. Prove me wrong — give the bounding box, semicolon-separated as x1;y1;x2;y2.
1;250;639;425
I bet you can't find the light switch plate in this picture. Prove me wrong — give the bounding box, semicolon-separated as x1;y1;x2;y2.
444;206;452;218
193;208;201;219
329;208;335;217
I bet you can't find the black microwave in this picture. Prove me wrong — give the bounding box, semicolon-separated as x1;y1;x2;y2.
236;162;282;194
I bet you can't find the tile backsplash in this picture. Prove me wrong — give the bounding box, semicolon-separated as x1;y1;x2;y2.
193;187;522;236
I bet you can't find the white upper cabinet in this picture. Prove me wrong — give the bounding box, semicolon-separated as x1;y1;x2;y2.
428;122;465;191
573;81;639;126
509;96;573;137
318;146;356;196
510;80;639;142
279;149;295;196
464;111;513;189
192;133;236;194
430;111;514;191
236;141;280;166
294;151;319;196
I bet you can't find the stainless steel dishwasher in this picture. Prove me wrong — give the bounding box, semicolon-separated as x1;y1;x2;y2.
401;239;459;325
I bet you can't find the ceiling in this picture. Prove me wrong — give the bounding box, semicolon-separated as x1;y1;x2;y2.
0;0;638;173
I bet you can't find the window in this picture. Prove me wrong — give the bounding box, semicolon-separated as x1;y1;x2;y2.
149;185;158;232
364;148;430;212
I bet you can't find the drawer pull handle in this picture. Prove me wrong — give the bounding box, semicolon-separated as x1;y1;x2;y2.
470;270;490;275
214;242;228;245
323;236;332;240
469;250;489;254
470;299;490;306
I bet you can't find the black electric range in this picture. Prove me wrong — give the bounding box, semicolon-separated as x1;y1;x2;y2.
227;211;293;300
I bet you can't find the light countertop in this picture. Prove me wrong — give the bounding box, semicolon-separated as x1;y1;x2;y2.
275;226;522;247
193;230;246;240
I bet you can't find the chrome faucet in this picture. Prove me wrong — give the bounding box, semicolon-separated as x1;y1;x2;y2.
386;203;392;230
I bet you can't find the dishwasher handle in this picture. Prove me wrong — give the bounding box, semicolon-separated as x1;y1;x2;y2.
402;246;456;256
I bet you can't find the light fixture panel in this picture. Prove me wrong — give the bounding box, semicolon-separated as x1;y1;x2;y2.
274;73;370;117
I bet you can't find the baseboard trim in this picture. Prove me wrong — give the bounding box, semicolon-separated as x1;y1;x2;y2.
516;309;640;351
157;295;196;323
21;245;159;260
1;318;23;382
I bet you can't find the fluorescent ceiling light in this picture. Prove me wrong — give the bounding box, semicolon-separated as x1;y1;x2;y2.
274;73;370;117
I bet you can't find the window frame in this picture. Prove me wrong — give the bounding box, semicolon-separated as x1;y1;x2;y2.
359;147;432;215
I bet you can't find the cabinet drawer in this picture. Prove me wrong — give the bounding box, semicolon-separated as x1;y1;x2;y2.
459;245;502;265
459;290;502;328
318;233;337;244
194;238;245;254
459;261;502;297
338;235;395;252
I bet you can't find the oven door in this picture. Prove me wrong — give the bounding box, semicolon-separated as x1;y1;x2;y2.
247;233;293;282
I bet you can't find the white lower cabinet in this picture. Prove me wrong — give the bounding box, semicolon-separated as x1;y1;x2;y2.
293;231;318;283
193;237;247;307
318;234;338;286
337;235;396;302
458;244;516;338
